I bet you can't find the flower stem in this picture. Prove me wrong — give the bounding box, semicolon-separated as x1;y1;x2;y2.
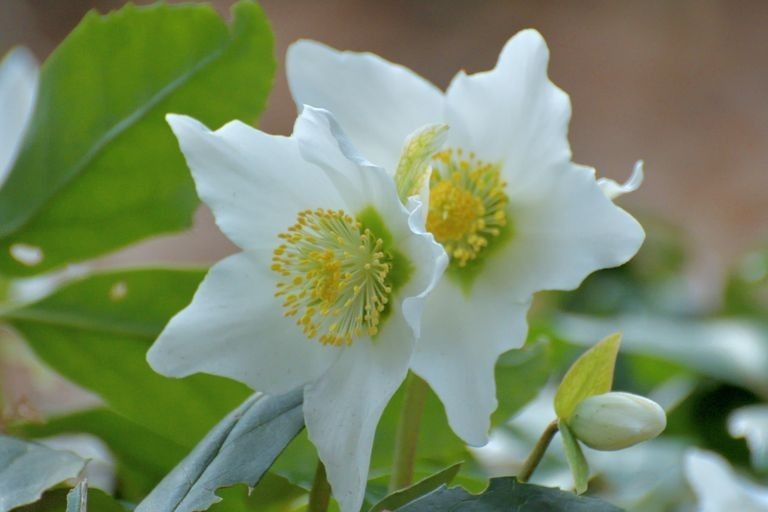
389;372;429;492
308;460;331;512
518;419;559;483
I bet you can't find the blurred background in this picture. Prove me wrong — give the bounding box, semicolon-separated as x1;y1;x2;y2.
1;0;767;307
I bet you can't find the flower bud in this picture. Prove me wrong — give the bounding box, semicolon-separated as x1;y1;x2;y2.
567;391;666;451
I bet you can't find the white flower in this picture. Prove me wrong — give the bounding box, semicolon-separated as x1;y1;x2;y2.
146;106;446;512
287;30;644;445
567;392;666;451
0;47;38;187
729;404;768;471
685;448;768;512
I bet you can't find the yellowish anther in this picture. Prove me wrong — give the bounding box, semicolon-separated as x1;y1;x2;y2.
271;208;393;346
426;149;509;267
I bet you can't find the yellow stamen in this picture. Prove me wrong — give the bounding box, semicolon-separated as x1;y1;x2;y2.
426;149;508;267
272;208;393;346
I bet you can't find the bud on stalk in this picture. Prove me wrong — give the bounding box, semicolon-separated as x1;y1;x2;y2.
568;391;666;451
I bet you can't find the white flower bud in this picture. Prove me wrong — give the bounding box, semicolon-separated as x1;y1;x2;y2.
568;391;666;451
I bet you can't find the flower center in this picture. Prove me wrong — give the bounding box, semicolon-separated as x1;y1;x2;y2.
271;208;393;346
426;148;509;267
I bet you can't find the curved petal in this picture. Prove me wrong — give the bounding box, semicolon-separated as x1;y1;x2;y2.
0;47;38;185
166;114;343;253
685;448;768;511
287;40;443;172
147;252;339;394
411;278;530;446
304;313;413;512
295;107;448;337
445;30;572;192
598;160;644;200
486;162;644;301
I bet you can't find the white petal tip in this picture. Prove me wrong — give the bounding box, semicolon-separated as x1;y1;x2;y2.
598;160;644;200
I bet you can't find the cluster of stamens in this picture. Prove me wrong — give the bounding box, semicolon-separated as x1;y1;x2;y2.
426;148;508;267
271;208;393;346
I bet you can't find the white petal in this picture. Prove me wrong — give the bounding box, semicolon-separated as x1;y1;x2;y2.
295;107;448;337
486;162;644;301
411;278;530;446
598;160;644;200
0;47;38;186
684;448;768;512
304;314;413;512
445;29;572;191
287;40;443;173
729;405;768;471
147;252;339;394
166;114;343;252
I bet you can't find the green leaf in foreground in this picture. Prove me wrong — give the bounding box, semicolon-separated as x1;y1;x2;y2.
369;462;462;512
66;481;86;512
393;477;623;511
15;488;124;512
559;421;589;495
0;435;85;512
554;332;621;420
0;0;274;276
136;390;304;512
2;269;250;445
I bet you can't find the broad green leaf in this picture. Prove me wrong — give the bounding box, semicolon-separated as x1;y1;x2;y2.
16;408;188;501
66;481;86;512
136;390;304;512
554;333;621;420
559;421;589;495
369;463;462;512
0;0;274;276
209;476;306;512
15;488;124;512
0;435;85;512
392;477;623;511
493;339;551;425
2;269;250;445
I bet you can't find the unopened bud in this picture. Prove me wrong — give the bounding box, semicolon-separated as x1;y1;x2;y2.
568;391;666;451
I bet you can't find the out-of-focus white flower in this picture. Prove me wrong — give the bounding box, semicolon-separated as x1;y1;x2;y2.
147;107;446;512
287;30;644;446
729;404;768;471
567;392;666;451
39;434;116;494
685;448;768;512
0;47;37;187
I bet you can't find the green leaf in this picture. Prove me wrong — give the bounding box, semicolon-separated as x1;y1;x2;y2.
392;477;623;511
135;390;304;512
15;488;125;512
493;339;551;425
554;333;621;420
369;463;462;512
0;435;85;512
2;269;250;445
0;0;274;276
559;421;589;495
65;481;86;512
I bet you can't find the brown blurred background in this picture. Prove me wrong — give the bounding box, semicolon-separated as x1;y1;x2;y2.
2;0;767;306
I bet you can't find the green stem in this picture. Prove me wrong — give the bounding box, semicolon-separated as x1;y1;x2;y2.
389;372;429;492
517;419;559;483
308;460;331;512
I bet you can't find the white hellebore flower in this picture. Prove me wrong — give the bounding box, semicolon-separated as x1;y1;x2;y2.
568;392;666;451
0;47;38;187
147;107;446;512
685;448;768;512
287;30;645;445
